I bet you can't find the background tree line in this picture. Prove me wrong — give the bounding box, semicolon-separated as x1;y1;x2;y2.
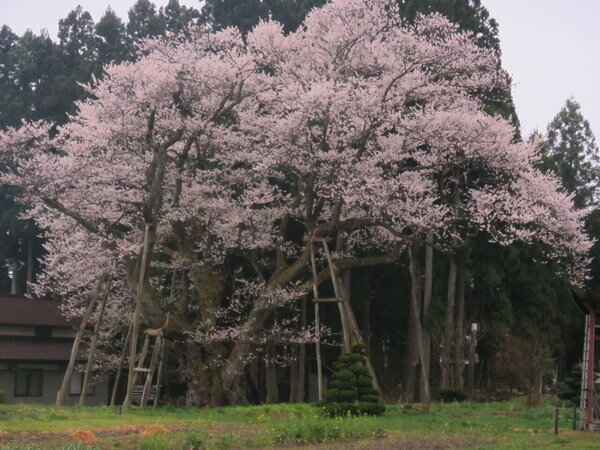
0;0;598;406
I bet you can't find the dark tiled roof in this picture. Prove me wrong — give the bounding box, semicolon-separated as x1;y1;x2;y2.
0;296;76;327
0;338;73;361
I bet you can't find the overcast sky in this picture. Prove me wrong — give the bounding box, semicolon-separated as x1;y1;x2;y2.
1;0;599;140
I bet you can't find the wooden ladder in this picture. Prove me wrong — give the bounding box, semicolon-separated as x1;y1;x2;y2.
309;237;381;400
127;332;166;408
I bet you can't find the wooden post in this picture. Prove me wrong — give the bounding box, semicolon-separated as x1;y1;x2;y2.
123;224;151;410
56;275;107;405
79;275;112;405
322;241;351;353
123;334;150;407
554;406;559;435
586;312;595;429
310;243;323;401
325;241;382;393
141;334;162;407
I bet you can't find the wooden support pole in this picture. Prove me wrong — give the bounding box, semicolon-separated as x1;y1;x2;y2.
586;312;595;428
141;334;162;407
310;243;323;401
123;224;151;410
56;275;107;406
321;241;351;353
123;334;150;406
79;275;112;405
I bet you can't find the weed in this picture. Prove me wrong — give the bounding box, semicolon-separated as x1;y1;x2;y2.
139;435;170;450
184;429;207;449
271;416;385;445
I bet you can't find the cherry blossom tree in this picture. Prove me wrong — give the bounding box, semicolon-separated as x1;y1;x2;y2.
0;0;590;406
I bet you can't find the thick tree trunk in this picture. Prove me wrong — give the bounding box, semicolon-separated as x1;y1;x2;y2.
441;254;458;389
79;276;112;405
404;245;422;402
452;265;466;389
420;232;433;403
56;275;108;405
182;343;229;407
265;345;278;403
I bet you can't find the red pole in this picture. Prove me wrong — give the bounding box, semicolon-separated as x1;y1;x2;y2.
587;312;595;429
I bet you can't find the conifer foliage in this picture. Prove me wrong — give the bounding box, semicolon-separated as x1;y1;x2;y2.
320;344;385;416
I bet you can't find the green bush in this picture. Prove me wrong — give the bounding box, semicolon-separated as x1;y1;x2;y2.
319;343;385;416
438;388;468;402
0;389;6;404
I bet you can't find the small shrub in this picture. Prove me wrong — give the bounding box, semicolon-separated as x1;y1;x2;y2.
438;388;468;403
319;343;385;416
0;389;6;403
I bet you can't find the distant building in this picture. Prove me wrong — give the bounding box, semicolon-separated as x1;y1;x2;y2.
0;295;109;405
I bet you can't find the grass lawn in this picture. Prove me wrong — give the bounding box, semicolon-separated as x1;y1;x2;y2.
0;398;598;449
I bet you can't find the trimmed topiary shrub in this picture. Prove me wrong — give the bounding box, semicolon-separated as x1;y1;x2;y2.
319;343;385;416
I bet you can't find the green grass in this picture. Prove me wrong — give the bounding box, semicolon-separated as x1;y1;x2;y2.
0;399;598;448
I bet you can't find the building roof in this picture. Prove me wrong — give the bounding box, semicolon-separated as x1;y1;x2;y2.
0;338;74;361
0;295;76;327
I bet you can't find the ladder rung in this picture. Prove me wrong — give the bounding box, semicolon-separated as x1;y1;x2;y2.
134;368;152;373
313;297;343;303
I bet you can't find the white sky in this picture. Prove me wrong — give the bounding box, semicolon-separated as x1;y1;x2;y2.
484;0;600;139
1;0;599;140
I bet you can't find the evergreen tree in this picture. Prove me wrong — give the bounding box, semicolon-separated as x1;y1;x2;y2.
204;0;327;35
542;97;600;209
398;0;500;55
58;5;97;60
320;344;385;416
127;0;166;41
163;0;205;34
95;7;132;65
